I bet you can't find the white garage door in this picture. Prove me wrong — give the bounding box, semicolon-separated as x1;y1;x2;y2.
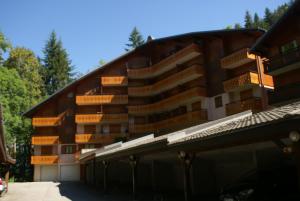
60;164;80;181
41;165;58;181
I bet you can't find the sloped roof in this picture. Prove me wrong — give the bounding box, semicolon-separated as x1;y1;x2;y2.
86;100;300;162
170;100;300;145
250;0;300;54
23;28;264;117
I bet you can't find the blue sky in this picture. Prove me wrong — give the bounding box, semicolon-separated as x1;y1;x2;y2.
0;0;288;74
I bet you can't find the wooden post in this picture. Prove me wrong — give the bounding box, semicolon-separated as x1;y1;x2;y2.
255;55;268;110
102;160;109;194
178;151;195;201
129;155;139;200
93;158;97;185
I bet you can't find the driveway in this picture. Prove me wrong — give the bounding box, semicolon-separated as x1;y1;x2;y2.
1;182;132;201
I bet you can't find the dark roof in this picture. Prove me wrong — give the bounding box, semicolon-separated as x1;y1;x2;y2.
250;0;300;54
0;105;16;164
81;100;300;162
23;28;264;117
169;100;300;145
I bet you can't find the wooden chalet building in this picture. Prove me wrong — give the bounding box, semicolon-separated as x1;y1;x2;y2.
24;28;272;182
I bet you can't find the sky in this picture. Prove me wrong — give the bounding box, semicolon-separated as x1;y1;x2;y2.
0;0;289;74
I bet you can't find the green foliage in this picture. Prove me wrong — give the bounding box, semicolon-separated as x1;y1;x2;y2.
0;31;11;64
227;1;293;30
125;27;145;51
43;31;74;95
4;47;44;105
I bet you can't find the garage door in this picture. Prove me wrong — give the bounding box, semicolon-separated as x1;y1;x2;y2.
60;164;80;181
41;165;58;181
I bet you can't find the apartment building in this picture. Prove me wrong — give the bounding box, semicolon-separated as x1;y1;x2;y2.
24;28;274;182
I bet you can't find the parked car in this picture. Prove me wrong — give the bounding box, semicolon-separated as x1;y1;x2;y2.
0;178;7;196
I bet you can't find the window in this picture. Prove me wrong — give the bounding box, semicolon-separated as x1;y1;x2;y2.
65;146;73;154
85;144;95;149
214;96;223;108
281;40;298;54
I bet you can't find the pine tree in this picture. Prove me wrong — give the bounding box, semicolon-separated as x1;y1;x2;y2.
125;27;145;51
43;31;74;95
264;8;274;29
244;11;253;28
253;13;260;28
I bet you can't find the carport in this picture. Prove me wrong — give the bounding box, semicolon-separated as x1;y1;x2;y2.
80;101;300;201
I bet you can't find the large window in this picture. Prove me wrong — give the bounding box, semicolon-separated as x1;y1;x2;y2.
280;40;299;54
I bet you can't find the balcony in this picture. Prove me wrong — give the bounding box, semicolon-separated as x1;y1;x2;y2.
265;47;300;75
223;72;259;92
31;155;59;165
221;48;256;69
128;64;204;97
32;136;59;145
128;87;206;115
75;114;128;124
127;44;202;79
76;95;128;105
32;117;61;127
226;98;262;116
101;76;128;86
75;133;122;144
129;110;207;134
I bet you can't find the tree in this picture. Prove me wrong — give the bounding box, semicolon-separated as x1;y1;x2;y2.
4;47;44;105
125;27;145;51
43;31;74;95
253;13;261;28
264;8;274;29
234;23;242;29
0;32;11;64
244;11;253;28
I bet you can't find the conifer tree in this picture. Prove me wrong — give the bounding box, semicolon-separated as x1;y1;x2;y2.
43;31;74;95
253;13;261;28
244;11;253;28
125;27;145;51
264;8;274;29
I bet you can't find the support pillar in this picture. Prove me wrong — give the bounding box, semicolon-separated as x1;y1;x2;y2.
129;155;139;200
93;158;97;185
102;160;109;194
178;151;195;201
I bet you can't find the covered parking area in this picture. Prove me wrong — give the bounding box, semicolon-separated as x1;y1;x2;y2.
80;101;300;201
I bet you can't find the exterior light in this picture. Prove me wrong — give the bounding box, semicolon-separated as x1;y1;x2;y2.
289;131;300;142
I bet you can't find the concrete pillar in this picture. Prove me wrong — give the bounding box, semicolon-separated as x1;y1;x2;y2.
102;160;109;194
129;155;139;200
178;151;195;201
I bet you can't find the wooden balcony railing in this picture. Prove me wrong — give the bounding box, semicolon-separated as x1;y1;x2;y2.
129;110;207;134
75;114;128;124
31;155;59;165
128;64;204;97
221;48;256;69
223;72;259;92
101;76;128;86
128;87;207;115
76;95;128;105
127;44;202;79
266;47;300;75
75;133;122;144
226;98;262;116
32;136;59;145
32;117;61;127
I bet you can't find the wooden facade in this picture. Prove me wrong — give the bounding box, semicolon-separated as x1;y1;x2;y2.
24;29;275;181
